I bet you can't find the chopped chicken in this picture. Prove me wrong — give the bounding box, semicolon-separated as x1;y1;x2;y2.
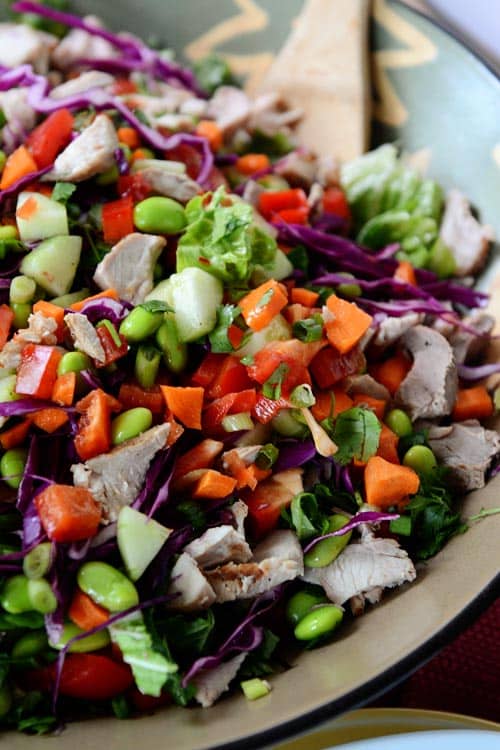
44;114;119;182
193;653;247;708
206;557;302;603
64;313;105;363
184;525;252;569
275;151;317;187
230;500;249;537
71;424;170;521
167;553;216;612
207;86;251;136
249;92;302;136
93;233;166;304
374;312;424;348
0;312;58;372
49;71;114;100
0;89;36;142
316;155;340;187
0;23;57;73
139;168;201;203
440;189;495;276
253;530;304;568
52;15;117;70
345;374;391;401
449;312;495;364
427;420;500;491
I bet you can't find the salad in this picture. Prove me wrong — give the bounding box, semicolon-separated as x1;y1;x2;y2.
0;0;499;734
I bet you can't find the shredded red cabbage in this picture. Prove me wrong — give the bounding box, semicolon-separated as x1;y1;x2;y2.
0;399;73;418
274;439;316;472
458;362;500;381
78;296;131;325
302;510;400;554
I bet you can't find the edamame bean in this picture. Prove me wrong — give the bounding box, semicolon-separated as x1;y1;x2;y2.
0;150;7;174
133;196;186;235
135;345;161;389
403;445;437;476
111;407;153;446
12;630;49;659
0;684;12;718
27;578;57;614
11;302;31;329
286;589;329;627
10;275;36;305
294;604;343;641
428;238;456;279
304;515;352;568
336;273;362;299
50;622;111;653
119;306;164;343
1;448;28;489
77;561;139;612
23;542;52;579
156;314;187;373
385;408;412;438
0;574;33;614
96;164;119;185
57;351;91;376
0;224;17;240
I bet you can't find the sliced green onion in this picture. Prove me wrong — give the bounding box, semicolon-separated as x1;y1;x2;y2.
255;443;279;470
23;542;52;579
240;678;271;701
290;384;316;409
292;314;324;343
135;345;161;389
27;578;57;614
389;516;412;536
97;319;122;348
10;275;36;305
221;412;254;433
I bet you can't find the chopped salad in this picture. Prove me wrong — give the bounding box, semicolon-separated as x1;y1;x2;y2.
0;0;499;733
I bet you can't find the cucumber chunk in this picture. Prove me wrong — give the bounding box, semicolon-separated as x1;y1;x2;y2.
16;192;69;242
117;506;172;581
237;313;291;359
169;267;223;342
21;235;82;296
144;278;174;306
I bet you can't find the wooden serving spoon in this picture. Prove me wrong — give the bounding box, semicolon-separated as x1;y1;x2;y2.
256;0;371;162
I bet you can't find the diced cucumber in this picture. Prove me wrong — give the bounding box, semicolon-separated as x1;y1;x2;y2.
169;267;223;342
50;289;90;308
144;278;174;306
252;249;293;283
272;409;307;437
117;506;172;581
20;236;82;297
237;313;291;359
0;374;19;402
16;192;69;243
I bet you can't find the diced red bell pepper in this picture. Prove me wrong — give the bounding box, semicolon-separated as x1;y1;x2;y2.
15;344;62;400
102;195;135;244
245;475;296;539
247;338;325;397
257;188;308;221
273;206;309;225
0;304;14;350
117;173;151;202
191;353;225;388
74;388;112;461
207;355;253;399
203;389;257;429
164;143;203;180
96;325;128;367
25;109;74;169
252;394;290;424
321;186;351;222
118;383;165;415
227;324;244;350
111;78;138;95
309;345;365;389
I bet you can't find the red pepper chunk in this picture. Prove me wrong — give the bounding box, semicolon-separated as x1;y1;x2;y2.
310;345;365;389
258;188;308;221
0;304;14;350
25;108;74;169
96;325;128;366
321;187;351;222
15;344;62;399
74;388;112;461
35;484;102;542
203;389;257;430
207;355;253;399
102;195;135;243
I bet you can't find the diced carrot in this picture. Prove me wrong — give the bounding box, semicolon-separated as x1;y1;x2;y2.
172;438;223;485
74;389;112;461
0;146;38;190
311;388;353;422
394;260;417;286
76;389;122;414
222;449;271;490
0;419;31;450
70;289;119;312
160;386;204;430
16;195;38;221
51;372;76;407
0;304;14;350
31;408;69;433
118;383;165;415
195;120;223;151
290;288;320;307
324;294;373;354
370;351;412;396
35;484;102;542
364;456;419;509
452;386;494;422
239;279;288;332
131;148;150;162
192;469;237;499
235;153;270;175
164;409;185;447
377;424;400;464
352;393;387;420
69;589;110;631
117;127;140;149
32;300;65;340
283;303;314;325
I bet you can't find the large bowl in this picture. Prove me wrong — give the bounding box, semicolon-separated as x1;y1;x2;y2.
5;2;500;748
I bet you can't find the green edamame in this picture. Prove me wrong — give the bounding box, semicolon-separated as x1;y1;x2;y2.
77;561;139;612
0;574;33;614
27;578;57;614
12;630;49;659
0;684;12;718
134;345;161;389
57;351;91;376
0;224;16;240
50;622;111;653
119;306;164;343
23;542;52;579
10;275;36;305
403;445;437;476
304;514;352;568
11;302;31;329
286;589;329;627
111;407;153;446
428;238;456;279
294;604;343;641
156;314;187;373
336;274;362;299
133;196;187;235
385;408;412;437
1;448;28;489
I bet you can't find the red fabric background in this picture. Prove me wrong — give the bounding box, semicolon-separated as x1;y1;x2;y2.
375;598;500;722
